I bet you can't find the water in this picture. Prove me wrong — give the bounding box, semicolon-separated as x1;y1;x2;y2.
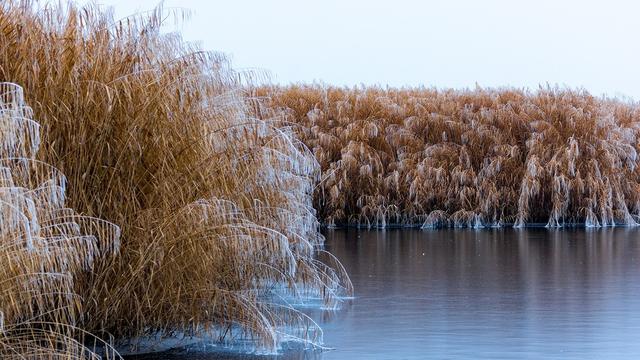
127;228;640;359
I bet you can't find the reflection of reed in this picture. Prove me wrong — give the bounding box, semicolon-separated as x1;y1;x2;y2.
313;229;640;359
515;228;639;306
326;228;640;310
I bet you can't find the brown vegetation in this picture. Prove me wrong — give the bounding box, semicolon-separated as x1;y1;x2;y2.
257;85;640;228
0;1;350;355
0;82;120;359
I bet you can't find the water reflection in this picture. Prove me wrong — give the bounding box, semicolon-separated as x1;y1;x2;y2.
128;228;640;360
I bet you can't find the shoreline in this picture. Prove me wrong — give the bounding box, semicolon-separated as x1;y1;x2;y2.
322;222;640;230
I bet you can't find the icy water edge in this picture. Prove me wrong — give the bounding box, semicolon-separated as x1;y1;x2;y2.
127;228;640;359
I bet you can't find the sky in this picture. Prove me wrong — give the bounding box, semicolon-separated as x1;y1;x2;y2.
77;0;640;99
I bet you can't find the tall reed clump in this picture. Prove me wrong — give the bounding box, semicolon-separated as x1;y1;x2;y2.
257;85;640;228
0;82;121;359
0;1;350;353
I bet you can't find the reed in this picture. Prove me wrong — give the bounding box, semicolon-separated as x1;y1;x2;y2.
0;82;121;359
257;84;640;228
0;0;350;354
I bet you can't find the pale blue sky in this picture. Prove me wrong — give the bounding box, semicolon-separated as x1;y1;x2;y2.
79;0;640;99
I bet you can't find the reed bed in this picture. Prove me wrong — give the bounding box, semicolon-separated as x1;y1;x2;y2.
258;85;640;228
0;82;121;359
0;0;350;354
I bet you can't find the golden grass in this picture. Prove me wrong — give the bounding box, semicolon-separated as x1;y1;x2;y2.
257;84;640;228
0;81;121;359
0;0;351;354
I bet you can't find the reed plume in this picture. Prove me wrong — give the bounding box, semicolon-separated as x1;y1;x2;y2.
258;84;640;228
0;0;350;353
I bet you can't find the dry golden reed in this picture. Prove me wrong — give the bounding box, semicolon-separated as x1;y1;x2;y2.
0;0;351;354
258;84;640;228
0;82;121;359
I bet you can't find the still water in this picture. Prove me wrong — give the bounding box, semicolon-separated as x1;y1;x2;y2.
129;228;640;359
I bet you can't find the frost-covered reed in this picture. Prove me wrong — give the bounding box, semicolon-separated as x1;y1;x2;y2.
259;85;640;228
0;82;121;359
0;1;351;354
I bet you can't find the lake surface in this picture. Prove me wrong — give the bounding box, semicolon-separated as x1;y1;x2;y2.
128;228;640;359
